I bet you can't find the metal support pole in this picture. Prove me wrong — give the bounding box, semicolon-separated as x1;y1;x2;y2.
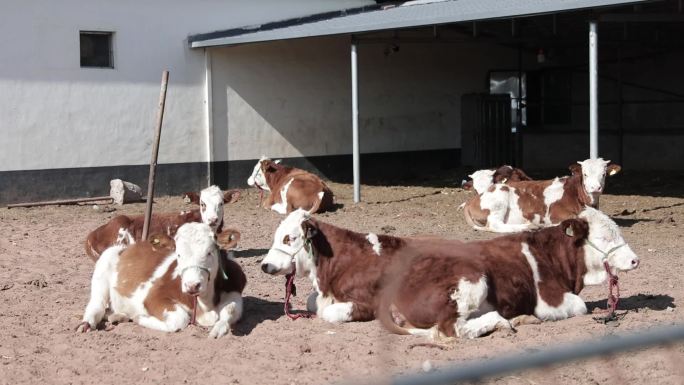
589;21;599;159
351;40;360;203
204;49;213;187
142;70;169;241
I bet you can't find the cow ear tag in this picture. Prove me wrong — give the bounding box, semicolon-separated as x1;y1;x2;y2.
609;169;618;176
152;238;160;245
565;226;574;237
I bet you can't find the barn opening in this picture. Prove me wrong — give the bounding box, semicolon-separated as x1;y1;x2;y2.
189;0;684;201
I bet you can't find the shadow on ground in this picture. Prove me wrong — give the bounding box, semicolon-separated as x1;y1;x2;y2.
232;296;285;336
586;293;675;312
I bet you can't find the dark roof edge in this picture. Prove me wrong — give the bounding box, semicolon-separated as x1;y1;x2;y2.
187;2;396;44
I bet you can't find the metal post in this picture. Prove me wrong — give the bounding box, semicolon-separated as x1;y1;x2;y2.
589;21;599;159
351;40;360;203
142;70;169;241
204;49;213;187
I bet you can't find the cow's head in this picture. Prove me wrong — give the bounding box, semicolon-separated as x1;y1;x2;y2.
578;207;639;283
261;208;317;276
467;169;496;195
569;158;621;198
184;186;241;232
247;156;282;191
174;223;220;296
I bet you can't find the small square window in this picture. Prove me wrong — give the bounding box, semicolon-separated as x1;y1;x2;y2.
80;31;113;68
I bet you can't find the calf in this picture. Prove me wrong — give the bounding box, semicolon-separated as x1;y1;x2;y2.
247;156;334;214
463;165;533;194
260;207;638;338
77;223;246;338
85;186;241;260
463;158;621;232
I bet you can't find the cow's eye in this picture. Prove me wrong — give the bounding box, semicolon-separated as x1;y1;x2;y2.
283;235;291;245
200;202;206;211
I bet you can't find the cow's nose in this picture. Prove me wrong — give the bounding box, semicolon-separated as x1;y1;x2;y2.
186;282;201;295
208;218;219;226
632;259;640;268
261;263;277;274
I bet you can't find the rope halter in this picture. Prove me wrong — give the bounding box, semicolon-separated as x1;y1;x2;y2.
272;239;316;320
584;240;625;315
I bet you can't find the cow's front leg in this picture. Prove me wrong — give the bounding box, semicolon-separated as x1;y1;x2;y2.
320;302;354;323
209;291;243;339
535;292;587;321
456;311;513;339
134;306;189;333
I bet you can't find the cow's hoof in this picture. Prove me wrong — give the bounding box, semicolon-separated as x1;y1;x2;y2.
75;322;91;333
208;322;229;339
306;292;318;313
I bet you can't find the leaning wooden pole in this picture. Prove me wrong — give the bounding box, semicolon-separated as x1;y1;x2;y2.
142;70;169;241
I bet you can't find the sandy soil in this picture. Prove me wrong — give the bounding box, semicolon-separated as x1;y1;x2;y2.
1;174;683;385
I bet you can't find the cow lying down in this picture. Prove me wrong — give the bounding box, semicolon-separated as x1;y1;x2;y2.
463;158;621;233
247;156;334;214
462;165;533;194
85;186;241;261
261;207;639;339
77;223;246;338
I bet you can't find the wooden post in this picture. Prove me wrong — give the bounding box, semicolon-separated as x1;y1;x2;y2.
142;70;169;241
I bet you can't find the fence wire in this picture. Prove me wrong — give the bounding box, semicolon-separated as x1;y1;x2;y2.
346;324;684;385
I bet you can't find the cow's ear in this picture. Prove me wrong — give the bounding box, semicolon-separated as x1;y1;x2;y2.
183;192;200;204
462;180;473;190
607;163;622;176
223;189;241;204
150;234;175;252
216;229;240;250
262;160;277;173
568;163;582;176
562;219;589;240
302;220;318;239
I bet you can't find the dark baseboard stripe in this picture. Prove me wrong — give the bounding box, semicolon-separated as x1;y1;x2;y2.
1;149;461;206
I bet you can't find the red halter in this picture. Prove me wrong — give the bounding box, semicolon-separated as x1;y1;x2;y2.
284;268;315;320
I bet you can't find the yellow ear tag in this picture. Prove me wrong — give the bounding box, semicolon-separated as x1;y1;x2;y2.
609;169;617;176
565;226;574;237
152;238;160;245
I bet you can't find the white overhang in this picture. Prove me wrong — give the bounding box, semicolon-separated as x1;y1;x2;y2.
188;0;646;48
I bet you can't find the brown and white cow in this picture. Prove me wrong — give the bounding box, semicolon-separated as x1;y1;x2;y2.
462;165;533;194
77;223;246;338
84;186;241;260
463;158;621;233
246;156;334;214
260;207;639;338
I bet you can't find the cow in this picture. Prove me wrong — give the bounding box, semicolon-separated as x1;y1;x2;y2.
76;223;246;338
259;207;639;338
462;165;533;194
462;158;621;233
246;156;334;214
84;186;241;261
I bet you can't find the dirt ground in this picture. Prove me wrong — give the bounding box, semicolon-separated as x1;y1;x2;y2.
1;173;683;385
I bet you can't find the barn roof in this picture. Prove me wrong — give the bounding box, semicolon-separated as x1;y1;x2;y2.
188;0;646;48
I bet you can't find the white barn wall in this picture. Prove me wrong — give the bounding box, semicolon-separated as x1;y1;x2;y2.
0;0;372;172
209;37;521;163
0;0;373;203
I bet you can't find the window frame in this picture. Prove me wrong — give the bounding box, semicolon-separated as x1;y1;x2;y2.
79;30;115;69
